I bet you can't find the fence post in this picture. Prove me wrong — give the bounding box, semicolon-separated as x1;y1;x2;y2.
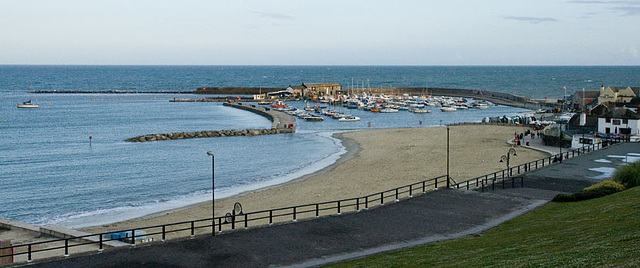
357;198;360;211
27;244;32;263
395;188;399;202
191;221;195;236
338;201;341;215
233;211;237;230
315;204;319;217
466;180;470;190
244;214;248;229
131;229;136;246
380;192;384;204
365;196;369;209
269;210;273;225
162;225;166;241
218;217;222;232
64;238;69;257
435;177;438;188
409;185;413;197
422;181;426;193
99;234;103;252
293;207;297;222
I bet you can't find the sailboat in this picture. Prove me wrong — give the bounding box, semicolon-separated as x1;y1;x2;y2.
17;99;39;108
18;82;40;108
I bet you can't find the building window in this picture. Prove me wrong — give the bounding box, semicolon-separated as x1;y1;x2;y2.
612;119;621;125
606;118;611;123
620;128;632;135
579;138;594;144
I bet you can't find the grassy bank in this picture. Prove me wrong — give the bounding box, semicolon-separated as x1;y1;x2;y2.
329;187;640;267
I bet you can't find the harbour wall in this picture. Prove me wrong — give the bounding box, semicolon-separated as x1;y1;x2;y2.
125;102;295;142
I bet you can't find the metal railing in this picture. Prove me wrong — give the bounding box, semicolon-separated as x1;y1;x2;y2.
449;140;623;191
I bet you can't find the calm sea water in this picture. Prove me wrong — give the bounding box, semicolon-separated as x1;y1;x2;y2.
1;66;637;228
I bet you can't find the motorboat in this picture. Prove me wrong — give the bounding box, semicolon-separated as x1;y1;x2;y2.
379;108;399;113
338;115;360;122
304;115;324;121
440;107;457;112
270;101;287;108
411;108;431;113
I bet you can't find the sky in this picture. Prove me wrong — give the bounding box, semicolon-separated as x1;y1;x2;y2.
1;0;639;65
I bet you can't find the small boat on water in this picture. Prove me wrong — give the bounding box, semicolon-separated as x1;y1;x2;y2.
440;107;457;112
379;108;399;113
17;99;39;108
270;100;287;108
338;115;360;122
410;108;431;113
304;115;324;121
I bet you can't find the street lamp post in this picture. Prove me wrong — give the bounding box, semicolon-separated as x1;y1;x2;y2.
206;151;215;236
446;125;450;188
500;147;517;176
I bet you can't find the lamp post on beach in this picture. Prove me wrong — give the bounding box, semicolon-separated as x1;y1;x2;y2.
206;151;215;236
446;125;450;188
500;147;517;176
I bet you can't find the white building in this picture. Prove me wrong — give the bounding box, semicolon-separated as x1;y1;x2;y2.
597;108;640;137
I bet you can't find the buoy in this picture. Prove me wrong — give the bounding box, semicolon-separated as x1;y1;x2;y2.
419;121;422;125
367;122;371;127
49;103;52;106
89;136;92;146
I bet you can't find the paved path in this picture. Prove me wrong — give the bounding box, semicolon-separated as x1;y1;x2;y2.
26;143;640;268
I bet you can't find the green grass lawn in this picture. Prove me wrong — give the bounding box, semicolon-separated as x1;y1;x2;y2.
328;187;640;267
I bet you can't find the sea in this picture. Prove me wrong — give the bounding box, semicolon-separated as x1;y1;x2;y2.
1;65;638;228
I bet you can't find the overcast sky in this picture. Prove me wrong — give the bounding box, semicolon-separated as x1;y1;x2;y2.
1;0;639;65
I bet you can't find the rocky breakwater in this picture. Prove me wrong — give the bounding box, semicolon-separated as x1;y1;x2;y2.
126;102;296;142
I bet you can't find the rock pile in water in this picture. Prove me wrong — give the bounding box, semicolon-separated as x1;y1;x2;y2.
125;128;293;142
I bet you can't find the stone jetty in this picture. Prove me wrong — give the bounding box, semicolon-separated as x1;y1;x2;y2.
126;102;296;142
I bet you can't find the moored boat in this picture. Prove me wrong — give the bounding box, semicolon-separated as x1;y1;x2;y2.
440;107;457;112
338;115;360;122
410;108;431;113
17;100;39;108
379;108;399;113
270;100;287;108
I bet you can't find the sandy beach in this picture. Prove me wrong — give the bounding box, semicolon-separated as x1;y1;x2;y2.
79;124;548;236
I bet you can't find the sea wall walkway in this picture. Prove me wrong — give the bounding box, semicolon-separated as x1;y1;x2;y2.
125;102;295;142
27;142;637;267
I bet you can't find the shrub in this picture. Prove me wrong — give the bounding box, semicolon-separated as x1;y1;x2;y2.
553;180;626;202
612;161;640;188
